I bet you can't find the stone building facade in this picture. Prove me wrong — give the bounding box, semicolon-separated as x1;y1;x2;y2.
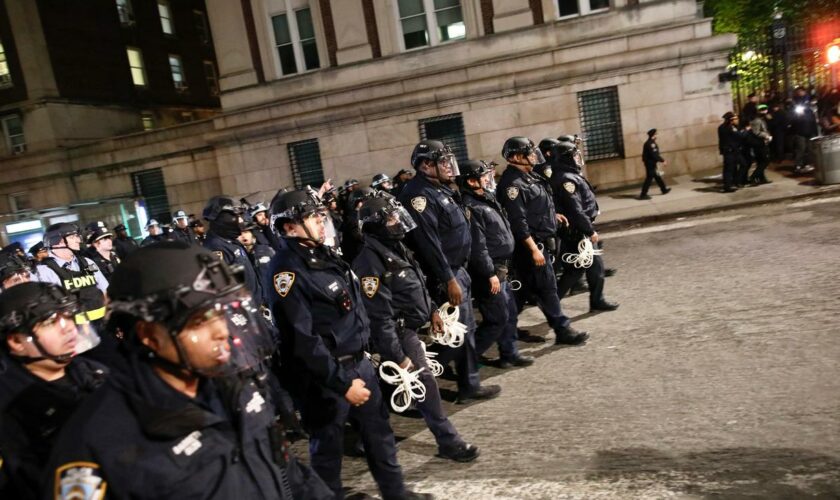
0;0;736;245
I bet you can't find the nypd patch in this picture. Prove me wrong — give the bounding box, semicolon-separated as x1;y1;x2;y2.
411;196;427;213
361;276;380;298
563;182;576;194
55;461;107;500
273;272;295;298
506;186;519;200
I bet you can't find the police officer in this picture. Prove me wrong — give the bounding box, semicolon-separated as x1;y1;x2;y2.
170;209;199;245
202;195;263;304
718;112;746;193
0;251;31;291
551;140;619;313
352;195;480;462
458;160;534;368
113;223;139;259
28;241;49;265
82;221;121;282
266;189;431;500
398;139;500;403
189;218;207;245
340;187;376;262
392;168;414;197
371;173;395;193
42;242;331;499
639;129;671;199
497;137;589;345
239;224;275;283
140;219;167;246
249;203;283;251
0;282;105;500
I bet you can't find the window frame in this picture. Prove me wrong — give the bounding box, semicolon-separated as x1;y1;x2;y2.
203;60;219;96
0;41;12;89
576;86;625;161
288;138;325;189
1;114;26;155
418;113;469;163
126;47;147;87
394;0;466;52
554;0;610;20
158;0;175;35
140;112;155;131
269;3;321;78
193;9;210;45
168;54;187;91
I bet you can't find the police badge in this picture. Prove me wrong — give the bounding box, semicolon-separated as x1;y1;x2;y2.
506;186;519;200
273;272;295;298
411;196;427;213
55;461;107;500
361;276;380;298
563;182;576;194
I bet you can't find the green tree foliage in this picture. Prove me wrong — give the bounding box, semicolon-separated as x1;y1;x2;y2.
705;0;840;39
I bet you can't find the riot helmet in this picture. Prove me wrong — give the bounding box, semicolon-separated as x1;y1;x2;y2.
106;242;272;377
269;188;327;244
358;195;417;240
0;252;30;289
502;136;545;168
204;196;246;240
410;140;460;181
371;173;393;191
457;159;497;193
43;223;82;251
0;282;100;363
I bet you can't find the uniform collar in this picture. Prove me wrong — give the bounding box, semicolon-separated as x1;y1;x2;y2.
286;240;345;271
363;236;411;269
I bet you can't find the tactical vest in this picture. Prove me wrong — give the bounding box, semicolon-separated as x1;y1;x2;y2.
43;256;106;322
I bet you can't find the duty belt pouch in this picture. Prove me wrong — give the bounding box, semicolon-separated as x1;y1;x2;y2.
544;237;557;254
494;264;509;282
269;417;291;467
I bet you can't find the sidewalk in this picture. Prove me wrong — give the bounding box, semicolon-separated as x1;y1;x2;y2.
595;163;840;229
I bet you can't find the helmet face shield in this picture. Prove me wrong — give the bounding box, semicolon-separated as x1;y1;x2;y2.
527;147;546;167
175;293;274;377
28;307;101;361
436;154;460;180
383;205;417;237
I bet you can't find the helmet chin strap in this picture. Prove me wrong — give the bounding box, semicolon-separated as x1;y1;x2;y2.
13;335;74;364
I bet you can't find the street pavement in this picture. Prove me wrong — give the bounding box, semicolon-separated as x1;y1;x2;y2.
328;194;840;499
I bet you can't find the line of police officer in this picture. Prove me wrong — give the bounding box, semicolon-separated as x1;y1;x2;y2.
0;133;618;500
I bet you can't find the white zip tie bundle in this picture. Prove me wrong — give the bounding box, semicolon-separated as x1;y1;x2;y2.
430;303;466;348
378;361;426;413
420;342;444;377
561;238;603;269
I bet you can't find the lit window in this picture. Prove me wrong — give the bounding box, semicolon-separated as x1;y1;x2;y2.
0;42;11;89
557;0;609;18
271;7;320;77
116;0;134;24
1;115;26;155
141;112;154;131
397;0;465;51
126;48;146;86
158;0;174;34
204;60;219;95
169;54;187;90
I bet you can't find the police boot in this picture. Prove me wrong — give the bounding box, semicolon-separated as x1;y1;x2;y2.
399;492;435;500
554;326;589;345
498;355;535;369
456;384;501;404
590;300;619;312
437;442;480;463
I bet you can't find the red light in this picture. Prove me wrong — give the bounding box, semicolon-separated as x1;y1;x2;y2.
828;40;840;64
232;337;242;346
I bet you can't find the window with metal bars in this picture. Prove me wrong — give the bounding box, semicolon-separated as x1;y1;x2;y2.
577;86;624;161
132;168;171;222
418;113;468;162
288;139;325;189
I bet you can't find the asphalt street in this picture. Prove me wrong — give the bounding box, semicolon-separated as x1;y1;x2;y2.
326;195;840;499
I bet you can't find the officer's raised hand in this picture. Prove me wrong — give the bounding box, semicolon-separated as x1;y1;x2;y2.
489;274;501;295
447;277;463;305
346;378;371;406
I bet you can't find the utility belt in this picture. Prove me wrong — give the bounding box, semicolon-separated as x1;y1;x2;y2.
493;258;511;282
335;351;365;368
533;236;557;254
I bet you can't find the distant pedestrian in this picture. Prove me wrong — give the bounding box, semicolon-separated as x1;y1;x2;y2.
748;105;773;185
791;87;818;174
717;112;747;193
639;129;671;200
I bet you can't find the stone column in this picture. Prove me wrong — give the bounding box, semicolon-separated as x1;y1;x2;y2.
492;0;534;33
331;0;374;65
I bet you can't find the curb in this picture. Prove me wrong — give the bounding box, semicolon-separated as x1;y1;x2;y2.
598;184;840;232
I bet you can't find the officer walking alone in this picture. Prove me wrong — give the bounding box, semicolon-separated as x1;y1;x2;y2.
639;129;671;200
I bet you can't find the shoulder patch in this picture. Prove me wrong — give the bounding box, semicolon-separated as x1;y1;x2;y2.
361;276;380;298
212;250;224;261
273;272;295;298
563;182;576;194
411;196;427;213
55;461;107;500
506;186;519;200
